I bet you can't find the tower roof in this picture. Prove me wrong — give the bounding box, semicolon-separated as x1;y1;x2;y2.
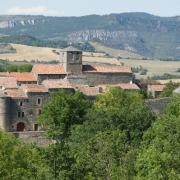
61;46;81;52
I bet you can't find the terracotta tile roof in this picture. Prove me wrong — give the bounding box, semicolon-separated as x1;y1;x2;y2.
113;83;140;90
77;86;102;96
0;72;10;77
4;88;27;99
0;76;17;89
42;79;73;89
148;84;166;92
21;85;49;93
99;83;140;91
9;72;37;82
83;64;132;73
33;64;66;75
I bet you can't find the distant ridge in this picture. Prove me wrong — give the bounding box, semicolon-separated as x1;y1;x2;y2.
0;12;180;59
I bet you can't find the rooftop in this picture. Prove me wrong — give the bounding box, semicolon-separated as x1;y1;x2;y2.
61;46;81;52
9;72;37;82
42;79;73;89
0;72;10;77
77;86;102;96
4;88;27;99
148;84;166;92
83;64;132;74
112;83;140;90
21;85;49;93
32;64;66;75
0;76;17;89
99;83;140;91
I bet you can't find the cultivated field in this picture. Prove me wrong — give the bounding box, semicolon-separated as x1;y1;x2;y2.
157;79;180;84
0;43;121;65
120;59;180;78
83;56;121;65
90;42;143;59
0;44;59;61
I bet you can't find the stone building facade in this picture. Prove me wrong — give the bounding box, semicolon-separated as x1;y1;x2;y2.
0;46;140;132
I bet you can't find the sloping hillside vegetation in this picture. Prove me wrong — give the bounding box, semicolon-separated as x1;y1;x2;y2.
0;35;95;52
0;13;180;59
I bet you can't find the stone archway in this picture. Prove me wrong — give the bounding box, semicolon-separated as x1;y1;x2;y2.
16;122;25;132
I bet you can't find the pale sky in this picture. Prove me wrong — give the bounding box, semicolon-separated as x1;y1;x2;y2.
0;0;179;17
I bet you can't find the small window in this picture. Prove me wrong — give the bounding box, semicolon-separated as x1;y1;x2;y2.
20;101;23;106
22;112;25;118
34;124;38;131
38;109;42;115
37;98;41;105
18;112;21;118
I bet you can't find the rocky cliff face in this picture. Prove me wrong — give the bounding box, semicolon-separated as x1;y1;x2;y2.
68;30;138;42
68;30;149;55
0;16;43;29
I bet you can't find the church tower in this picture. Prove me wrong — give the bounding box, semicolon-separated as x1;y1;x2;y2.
60;46;82;75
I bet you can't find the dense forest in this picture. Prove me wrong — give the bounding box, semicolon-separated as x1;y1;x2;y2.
0;88;179;179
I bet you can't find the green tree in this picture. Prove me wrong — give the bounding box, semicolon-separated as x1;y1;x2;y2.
39;90;90;141
67;88;155;179
39;90;91;178
160;81;179;97
6;65;18;72
0;129;52;179
0;65;6;72
19;64;33;72
136;95;180;180
93;88;155;144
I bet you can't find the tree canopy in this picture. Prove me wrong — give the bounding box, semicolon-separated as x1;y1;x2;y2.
65;88;155;179
0;130;52;179
136;95;180;179
1;89;179;179
160;81;179;97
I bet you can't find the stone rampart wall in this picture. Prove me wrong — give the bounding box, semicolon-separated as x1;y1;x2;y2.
12;131;52;146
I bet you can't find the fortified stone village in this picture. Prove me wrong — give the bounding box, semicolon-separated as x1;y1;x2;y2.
0;46;178;141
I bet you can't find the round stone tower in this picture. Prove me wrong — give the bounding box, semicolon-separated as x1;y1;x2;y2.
0;91;10;131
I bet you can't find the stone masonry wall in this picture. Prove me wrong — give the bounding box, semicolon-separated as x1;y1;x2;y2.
9;92;49;132
12;131;52;146
84;72;132;86
145;97;171;115
37;74;66;84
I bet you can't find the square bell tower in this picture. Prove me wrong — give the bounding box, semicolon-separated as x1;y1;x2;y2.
60;46;82;75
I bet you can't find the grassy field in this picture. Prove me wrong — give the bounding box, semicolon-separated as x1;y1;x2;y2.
157;79;180;84
120;59;180;78
90;42;143;59
83;56;121;65
0;44;120;65
0;44;59;62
